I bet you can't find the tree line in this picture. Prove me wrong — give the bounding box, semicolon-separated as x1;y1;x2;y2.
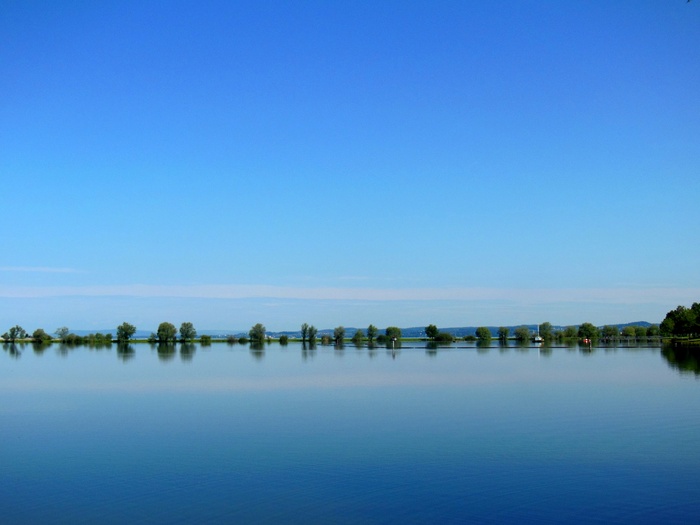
660;302;700;339
2;318;669;348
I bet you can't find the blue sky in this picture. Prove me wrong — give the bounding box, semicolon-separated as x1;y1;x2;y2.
2;1;699;332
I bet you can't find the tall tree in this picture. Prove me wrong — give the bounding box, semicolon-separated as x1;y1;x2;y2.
578;322;599;340
249;323;266;343
538;322;553;341
602;325;619;339
55;326;70;342
385;326;402;340
179;322;196;342
116;322;136;344
475;327;492;341
7;325;27;342
300;323;309;343
367;324;378;344
333;326;345;345
425;324;439;340
514;326;530;342
308;325;318;344
497;327;509;342
352;330;363;345
157;322;177;343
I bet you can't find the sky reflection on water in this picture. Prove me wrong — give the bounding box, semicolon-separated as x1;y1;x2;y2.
1;342;699;524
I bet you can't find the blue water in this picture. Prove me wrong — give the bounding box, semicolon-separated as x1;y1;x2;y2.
1;342;699;523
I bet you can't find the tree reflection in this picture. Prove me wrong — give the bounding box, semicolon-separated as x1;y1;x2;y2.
180;343;196;361
662;344;700;376
250;342;265;360
117;344;135;362
157;343;177;362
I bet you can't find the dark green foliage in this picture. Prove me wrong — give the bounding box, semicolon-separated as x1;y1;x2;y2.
180;322;196;342
6;325;27;342
538;322;553;341
279;335;289;345
200;335;212;346
157;322;177;343
514;326;530;341
464;335;476;342
308;325;318;344
32;328;52;342
352;330;363;345
238;336;249;344
300;323;309;343
435;332;454;342
425;324;438;340
116;322;136;344
602;325;619;339
647;325;661;337
635;326;647;338
226;335;238;345
249;323;266;343
321;334;332;345
578;322;599;340
367;324;377;343
498;327;509;341
333;326;345;344
376;334;388;344
475;327;492;341
660;303;700;338
385;326;401;340
563;326;578;338
621;326;636;339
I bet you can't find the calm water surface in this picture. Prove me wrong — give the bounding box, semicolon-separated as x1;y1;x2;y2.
2;341;699;524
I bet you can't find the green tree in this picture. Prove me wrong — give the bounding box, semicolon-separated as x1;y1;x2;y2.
308;325;318;344
425;324;439;340
475;326;492;341
563;326;578;339
333;326;345;345
116;322;136;344
578;322;599;340
157;322;177;343
279;335;289;345
352;330;363;345
249;323;266;343
55;326;70;342
320;333;332;345
514;326;530;342
538;322;553;341
179;322;197;342
602;325;619;339
660;303;699;338
647;324;661;337
621;326;637;339
385;326;402;340
200;334;212;346
435;332;455;342
32;328;51;343
497;327;509;342
367;324;378;344
147;333;158;344
635;326;647;338
300;323;309;343
6;325;27;342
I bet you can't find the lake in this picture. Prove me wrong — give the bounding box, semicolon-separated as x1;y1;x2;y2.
2;341;699;524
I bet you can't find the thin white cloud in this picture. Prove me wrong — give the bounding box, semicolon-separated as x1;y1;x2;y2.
0;266;79;273
0;283;697;305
